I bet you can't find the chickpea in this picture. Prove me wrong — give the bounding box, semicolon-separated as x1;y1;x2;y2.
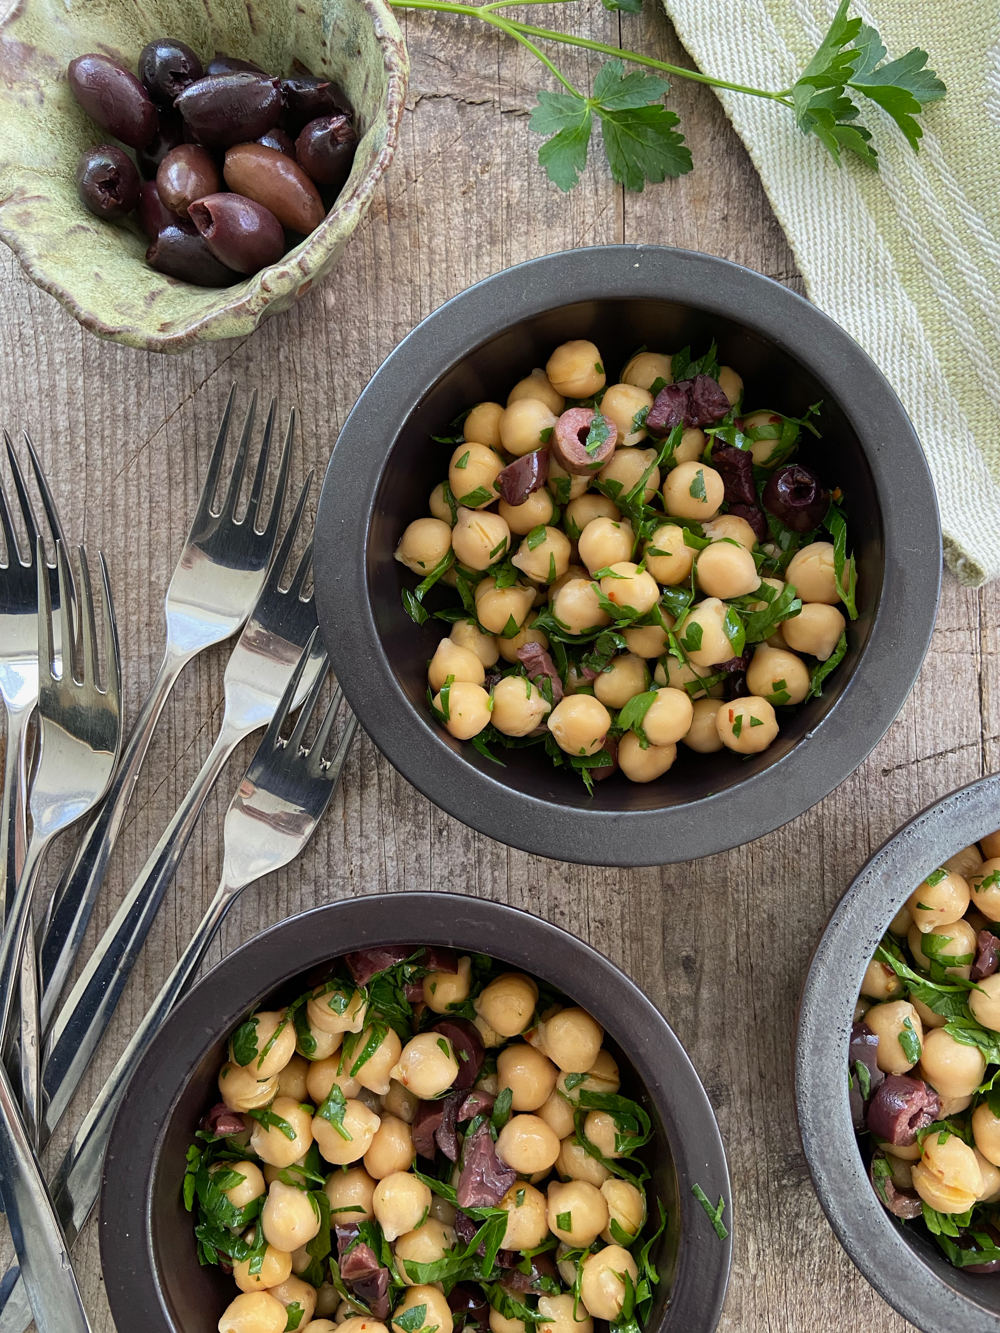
464;402;504;449
908;920;977;980
906;869;971;934
306;1058;361;1105
546;341;605;399
262;1180;322;1252
547;456;590;502
702;514;757;550
324;1166;376;1223
500;488;556;536
269;1277;317;1328
449;620;500;669
556;1242;580;1288
908;995;946;1033
697;542;760;600
498;1043;559;1112
623;621;671;658
676;598;736;667
968;974;1000;1033
663;462;723;521
883;1139;922;1163
485;676;547;738
490;1311;525;1333
278;1055;310;1103
209;1160;265;1213
583;1111;620;1159
982;831;1000;859
600;383;654;447
564;494;620;540
233;1231;293;1293
655;654;723;701
717;365;743;405
496;1113;561;1174
313;1289;339;1319
364;1114;415;1179
637;687;692;747
390;1032;460;1098
496;1181;549;1249
547;1178;609;1247
973;1102;1000;1167
219;1063;279;1113
428;484;454;526
865;1001;923;1074
593;654;648;709
219;1292;288;1333
557;1138;610;1187
971;860;1000;921
314;1100;381;1166
451;508;510;572
251;1098;314;1169
475;577;536;635
598;449;659;505
580;1245;638;1320
557;1050;620;1101
782;603;846;661
889;905;913;936
577;518;635;576
785;543;840;604
621;351;672;392
741;411;785;467
476;973;539;1037
529;1008;604;1073
308;986;368;1036
512;527;572;584
230;1011;297;1081
538;1295;592;1333
601;1179;645;1243
600;563;660;616
619;732;676;782
975;1149;1000;1203
430;1195;457;1225
547;695;611;757
671;427;706;466
508;368;565;415
859;958;904;1001
395;518;453;577
379;1082;417;1127
945;843;983;879
682;697;725;752
341;1319;390;1333
537;1090;576;1139
644;523;695;586
432;681;492;741
500;621;551;672
449;443;503;508
919;1027;987;1099
421;955;472;1015
372;1170;432;1242
296;1017;344;1063
912;1133;983;1214
745;646;809;706
394;1221;456;1285
427;639;486;694
499;399;558;458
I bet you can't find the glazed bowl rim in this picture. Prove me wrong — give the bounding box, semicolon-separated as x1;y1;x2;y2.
795;772;1000;1333
99;891;733;1332
313;244;941;866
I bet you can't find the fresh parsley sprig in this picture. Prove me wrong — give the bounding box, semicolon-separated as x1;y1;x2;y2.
387;0;944;192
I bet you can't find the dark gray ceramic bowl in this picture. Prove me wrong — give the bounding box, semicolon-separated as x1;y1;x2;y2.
313;245;941;866
796;773;1000;1333
100;892;732;1333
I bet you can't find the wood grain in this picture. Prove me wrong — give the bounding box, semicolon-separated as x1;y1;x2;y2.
0;5;980;1331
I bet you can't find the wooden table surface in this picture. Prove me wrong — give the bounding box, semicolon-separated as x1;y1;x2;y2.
1;4;995;1330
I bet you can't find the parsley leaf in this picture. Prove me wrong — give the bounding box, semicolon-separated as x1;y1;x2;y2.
532;93;593;192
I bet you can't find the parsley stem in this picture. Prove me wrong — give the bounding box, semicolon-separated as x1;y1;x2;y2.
388;0;796;107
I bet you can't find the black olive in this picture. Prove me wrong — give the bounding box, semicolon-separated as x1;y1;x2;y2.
762;463;830;533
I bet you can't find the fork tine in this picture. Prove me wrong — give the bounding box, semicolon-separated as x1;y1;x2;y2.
36;537;55;684
55;540;77;682
192;384;238;528
269;471;313;586
260;627;319;754
0;466;19;569
287;540;313;601
4;430;37;563
76;546;99;687
308;682;344;769
259;408;294;544
23;432;66;561
98;552;121;704
286;653;330;754
220;390;258;522
243;397;276;531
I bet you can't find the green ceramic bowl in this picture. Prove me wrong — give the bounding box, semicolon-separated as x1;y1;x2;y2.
0;0;407;350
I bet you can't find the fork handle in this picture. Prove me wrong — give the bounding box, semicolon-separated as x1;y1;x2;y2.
0;703;31;929
39;717;247;1144
38;643;191;1029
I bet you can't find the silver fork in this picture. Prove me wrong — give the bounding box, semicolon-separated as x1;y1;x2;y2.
0;638;356;1333
0;540;122;1333
37;389;292;1033
39;479;322;1143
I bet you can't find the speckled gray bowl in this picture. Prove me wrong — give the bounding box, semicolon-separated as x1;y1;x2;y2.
797;772;1000;1333
0;0;407;350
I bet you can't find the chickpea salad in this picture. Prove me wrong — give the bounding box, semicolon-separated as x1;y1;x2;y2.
394;337;857;791
852;827;1000;1272
187;946;673;1333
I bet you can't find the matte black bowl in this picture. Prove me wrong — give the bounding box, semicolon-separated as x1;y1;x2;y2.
796;773;1000;1333
101;892;732;1333
314;245;941;866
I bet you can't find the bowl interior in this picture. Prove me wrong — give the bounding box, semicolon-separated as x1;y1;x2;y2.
371;296;884;813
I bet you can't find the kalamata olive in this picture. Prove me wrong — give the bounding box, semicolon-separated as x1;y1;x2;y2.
157;144;220;218
68;54;159;151
137;179;175;238
281;75;350;131
136;109;184;178
727;501;768;542
430;1017;484;1090
645;383;688;438
551;407;617;476
188;192;284;273
457;1121;516;1209
206;54;265;76
448;1285;490;1329
866;1074;940;1146
257;127;296;157
709;442;756;507
138;38;204;103
75;144;140;219
517;642;563;704
295;114;358;188
146;224;239;286
960;1222;1000;1274
591;735;619;781
497;450;548;506
223;143;325;233
686;374;731;427
763;463;830;533
174;72;282;149
869;1148;922;1220
849;1021;885;1130
972;929;1000;981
